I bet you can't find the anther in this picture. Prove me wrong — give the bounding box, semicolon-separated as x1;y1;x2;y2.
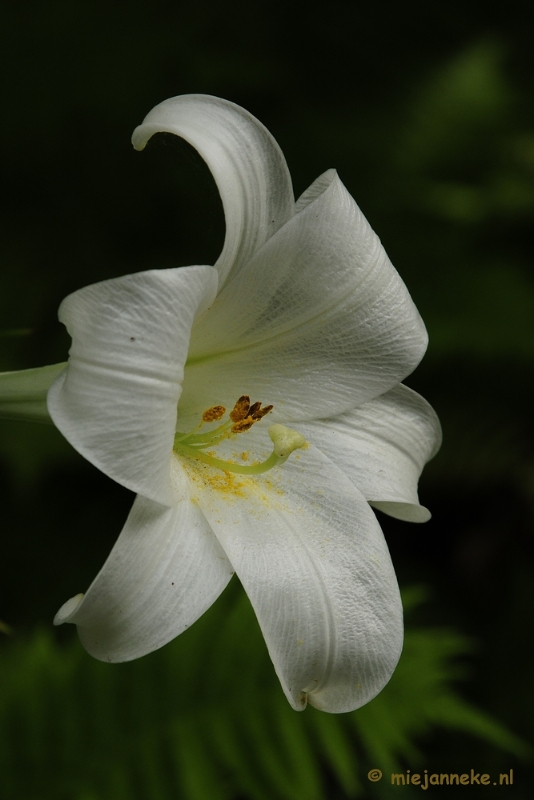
202;405;226;422
230;395;251;422
252;404;273;420
229;397;273;431
231;419;255;433
248;401;262;417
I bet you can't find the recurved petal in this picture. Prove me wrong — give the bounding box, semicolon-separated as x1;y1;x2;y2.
181;170;428;426
132;95;295;286
184;443;402;713
47;266;218;505
296;385;441;522
54;459;234;661
0;363;66;422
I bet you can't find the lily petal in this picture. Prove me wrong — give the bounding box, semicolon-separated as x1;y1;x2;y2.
181;171;428;425
132;94;295;287
54;458;234;662
48;266;218;505
0;363;66;422
296;385;442;522
183;444;402;713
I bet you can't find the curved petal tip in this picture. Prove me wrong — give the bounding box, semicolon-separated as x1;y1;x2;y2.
131;94;295;286
371;501;432;523
54;593;84;626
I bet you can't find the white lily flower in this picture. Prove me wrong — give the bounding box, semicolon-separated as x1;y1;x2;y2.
48;95;440;713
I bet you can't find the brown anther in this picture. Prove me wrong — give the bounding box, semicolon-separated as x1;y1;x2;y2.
231;418;255;433
202;405;226;422
252;404;273;420
228;396;274;431
230;395;251;422
248;401;262;417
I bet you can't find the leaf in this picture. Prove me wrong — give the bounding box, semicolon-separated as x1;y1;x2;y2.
0;584;527;799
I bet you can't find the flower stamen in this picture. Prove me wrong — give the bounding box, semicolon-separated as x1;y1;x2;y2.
202;405;226;422
229;395;251;422
173;398;306;475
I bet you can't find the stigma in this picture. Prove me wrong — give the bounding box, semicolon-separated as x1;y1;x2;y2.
173;396;307;475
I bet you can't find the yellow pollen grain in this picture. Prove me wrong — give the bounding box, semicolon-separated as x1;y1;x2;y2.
263;477;285;498
205;470;247;497
202;405;226;422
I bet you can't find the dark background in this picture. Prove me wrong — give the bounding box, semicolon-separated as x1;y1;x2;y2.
0;1;533;797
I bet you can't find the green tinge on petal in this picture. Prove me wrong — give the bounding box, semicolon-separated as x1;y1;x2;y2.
0;363;66;423
181;170;428;429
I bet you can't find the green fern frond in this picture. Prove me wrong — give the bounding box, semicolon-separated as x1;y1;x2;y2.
0;585;526;800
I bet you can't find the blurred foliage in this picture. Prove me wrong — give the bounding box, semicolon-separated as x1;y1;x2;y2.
1;1;533;798
0;588;527;800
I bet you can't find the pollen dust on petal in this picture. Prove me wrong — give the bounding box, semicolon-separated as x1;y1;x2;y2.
182;457;286;512
207;472;248;497
183;459;248;500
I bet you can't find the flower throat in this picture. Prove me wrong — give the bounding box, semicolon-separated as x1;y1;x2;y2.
173;395;307;475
